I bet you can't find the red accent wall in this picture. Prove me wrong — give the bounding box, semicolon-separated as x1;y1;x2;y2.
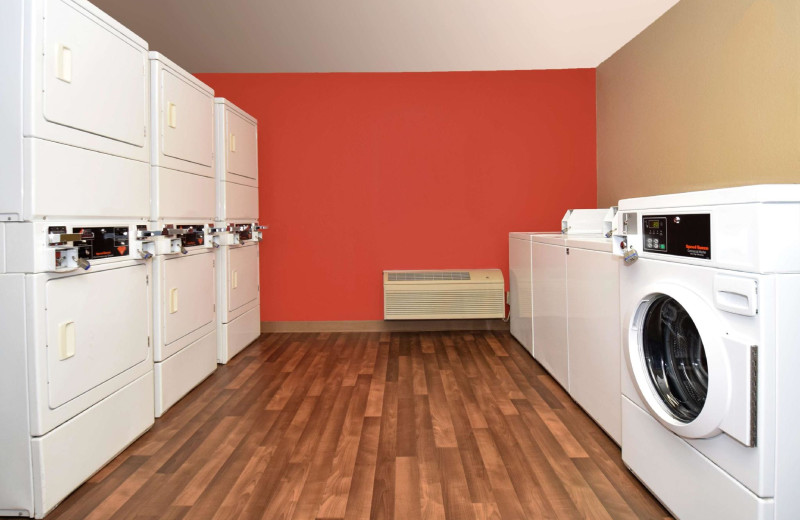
195;71;597;321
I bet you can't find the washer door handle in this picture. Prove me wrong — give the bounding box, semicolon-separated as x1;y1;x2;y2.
714;275;757;316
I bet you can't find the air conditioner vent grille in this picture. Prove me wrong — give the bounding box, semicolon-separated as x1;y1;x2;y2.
388;271;471;281
383;269;504;320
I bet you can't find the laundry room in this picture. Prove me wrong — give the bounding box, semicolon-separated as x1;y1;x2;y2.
0;0;798;519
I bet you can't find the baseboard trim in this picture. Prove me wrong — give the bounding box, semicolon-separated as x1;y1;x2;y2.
260;319;510;333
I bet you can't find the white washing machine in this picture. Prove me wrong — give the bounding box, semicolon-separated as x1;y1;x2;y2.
529;208;616;388
214;98;265;363
149;52;218;417
509;232;535;354
614;185;800;519
564;234;621;443
0;221;155;518
1;0;150;222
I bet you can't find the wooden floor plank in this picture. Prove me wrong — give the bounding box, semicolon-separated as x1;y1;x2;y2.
42;331;671;520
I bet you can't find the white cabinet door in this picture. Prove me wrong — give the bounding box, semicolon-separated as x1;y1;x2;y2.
227;245;259;313
225;108;258;183
532;242;569;389
509;237;533;355
160;69;214;171
45;265;149;409
567;248;622;443
42;0;147;148
163;253;215;346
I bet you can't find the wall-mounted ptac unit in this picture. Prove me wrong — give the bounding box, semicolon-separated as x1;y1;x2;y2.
214;98;258;223
0;0;151;222
150;52;215;222
0;220;154;519
383;269;505;320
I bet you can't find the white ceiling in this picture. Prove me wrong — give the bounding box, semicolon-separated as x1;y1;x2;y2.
92;0;679;73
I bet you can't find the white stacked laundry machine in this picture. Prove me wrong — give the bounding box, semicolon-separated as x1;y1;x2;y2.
0;0;155;516
214;99;265;364
148;52;218;417
614;185;800;519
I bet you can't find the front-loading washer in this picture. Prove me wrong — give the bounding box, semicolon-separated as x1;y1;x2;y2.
614;185;800;520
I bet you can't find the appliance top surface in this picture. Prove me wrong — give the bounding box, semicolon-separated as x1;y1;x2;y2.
564;235;613;252
530;233;566;246
618;184;800;211
509;232;540;240
149;52;215;95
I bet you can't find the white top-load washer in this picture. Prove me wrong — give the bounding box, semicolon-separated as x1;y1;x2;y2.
510;209;615;356
214;99;266;363
613;184;800;520
529;208;616;383
148;52;218;417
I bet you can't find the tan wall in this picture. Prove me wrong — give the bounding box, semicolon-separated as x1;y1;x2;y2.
597;0;800;207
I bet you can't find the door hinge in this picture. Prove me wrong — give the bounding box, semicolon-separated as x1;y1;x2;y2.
144;126;147;137
147;337;151;347
146;275;149;285
566;247;570;255
213;303;216;313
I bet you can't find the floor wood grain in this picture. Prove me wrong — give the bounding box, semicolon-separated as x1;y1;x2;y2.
40;331;671;520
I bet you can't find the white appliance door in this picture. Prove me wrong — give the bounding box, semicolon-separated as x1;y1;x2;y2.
45;265;149;409
625;281;753;445
161;69;214;171
225;109;258;183
509;237;533;354
532;242;568;389
227;245;259;314
163;253;215;346
42;0;147;148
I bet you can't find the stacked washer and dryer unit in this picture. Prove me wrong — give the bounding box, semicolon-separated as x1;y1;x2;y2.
614;185;800;519
0;0;155;516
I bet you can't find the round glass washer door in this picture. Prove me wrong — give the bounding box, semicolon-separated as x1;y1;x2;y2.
641;295;708;423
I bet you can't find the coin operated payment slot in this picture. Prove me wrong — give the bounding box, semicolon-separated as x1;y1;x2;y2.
48;226;132;271
611;212;639;265
219;223;269;246
207;224;226;248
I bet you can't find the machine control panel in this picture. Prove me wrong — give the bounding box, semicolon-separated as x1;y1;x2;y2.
642;213;711;259
174;224;205;247
72;226;130;260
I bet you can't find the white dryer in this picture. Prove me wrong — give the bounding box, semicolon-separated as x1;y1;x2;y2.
0;221;155;518
149;52;218;417
1;0;151;222
214;99;265;363
614;185;800;520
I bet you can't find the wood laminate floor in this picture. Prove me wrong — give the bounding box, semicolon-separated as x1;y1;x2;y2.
43;331;671;520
